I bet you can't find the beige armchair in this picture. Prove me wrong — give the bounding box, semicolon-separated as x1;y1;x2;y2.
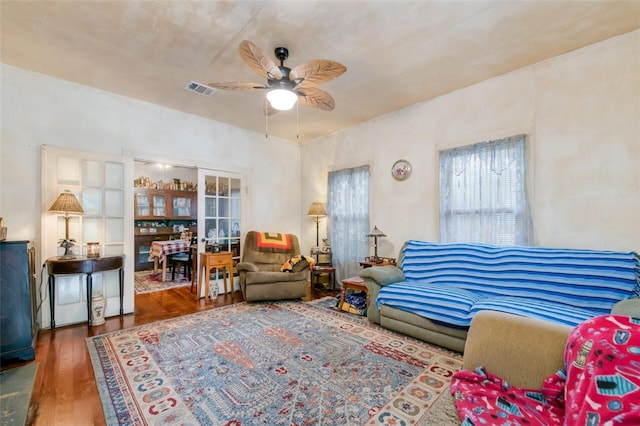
236;231;309;302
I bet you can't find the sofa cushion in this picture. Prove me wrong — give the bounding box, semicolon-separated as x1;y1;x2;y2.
469;296;598;327
280;255;315;273
376;281;481;327
245;270;308;285
611;297;640;317
360;265;405;286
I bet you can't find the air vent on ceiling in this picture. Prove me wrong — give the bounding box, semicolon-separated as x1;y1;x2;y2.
185;81;216;97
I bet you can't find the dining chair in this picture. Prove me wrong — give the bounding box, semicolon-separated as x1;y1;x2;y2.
168;236;197;281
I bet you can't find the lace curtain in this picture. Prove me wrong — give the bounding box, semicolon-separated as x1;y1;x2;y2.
327;165;370;283
439;135;533;245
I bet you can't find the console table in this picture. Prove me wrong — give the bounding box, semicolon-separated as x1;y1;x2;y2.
46;255;124;328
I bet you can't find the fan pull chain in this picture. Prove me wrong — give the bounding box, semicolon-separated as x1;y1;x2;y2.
296;102;300;140
265;99;269;138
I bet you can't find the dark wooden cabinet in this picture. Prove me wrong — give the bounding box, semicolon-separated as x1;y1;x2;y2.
134;188;198;271
134;234;166;271
1;240;38;364
134;188;197;220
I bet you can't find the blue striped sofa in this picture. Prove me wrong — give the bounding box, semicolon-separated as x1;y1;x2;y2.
360;241;640;352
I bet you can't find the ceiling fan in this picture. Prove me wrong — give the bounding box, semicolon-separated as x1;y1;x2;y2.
209;40;347;115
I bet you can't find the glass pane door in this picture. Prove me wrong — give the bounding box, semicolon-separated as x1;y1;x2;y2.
197;169;244;298
42;146;133;328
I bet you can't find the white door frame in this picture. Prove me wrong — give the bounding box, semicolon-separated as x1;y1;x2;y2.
41;145;134;328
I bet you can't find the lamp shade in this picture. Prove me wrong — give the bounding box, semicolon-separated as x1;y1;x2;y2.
307;202;327;217
266;89;298;111
49;190;84;214
367;225;386;238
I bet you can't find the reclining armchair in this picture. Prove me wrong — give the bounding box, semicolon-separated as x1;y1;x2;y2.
236;231;309;302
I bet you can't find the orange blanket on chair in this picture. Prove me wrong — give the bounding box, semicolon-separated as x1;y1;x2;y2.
255;232;292;251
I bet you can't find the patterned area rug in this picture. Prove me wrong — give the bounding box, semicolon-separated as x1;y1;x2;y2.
134;270;192;294
87;297;463;425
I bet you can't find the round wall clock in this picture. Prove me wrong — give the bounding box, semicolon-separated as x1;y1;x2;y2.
391;159;412;181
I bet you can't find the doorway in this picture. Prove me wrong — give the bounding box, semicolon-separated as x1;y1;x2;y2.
133;161;198;294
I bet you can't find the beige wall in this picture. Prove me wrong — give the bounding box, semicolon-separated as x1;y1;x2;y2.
2;30;638;264
0;65;303;262
302;31;639;256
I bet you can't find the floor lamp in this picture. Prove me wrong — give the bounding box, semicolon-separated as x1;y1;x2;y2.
49;190;84;258
307;202;327;261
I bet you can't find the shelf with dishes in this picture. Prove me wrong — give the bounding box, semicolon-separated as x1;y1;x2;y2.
134;188;197;220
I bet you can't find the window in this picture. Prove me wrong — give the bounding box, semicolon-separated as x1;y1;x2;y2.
439;135;533;245
327;166;370;282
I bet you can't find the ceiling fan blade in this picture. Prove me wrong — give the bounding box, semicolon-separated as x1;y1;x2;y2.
296;87;336;111
239;40;283;81
207;82;268;92
290;60;347;89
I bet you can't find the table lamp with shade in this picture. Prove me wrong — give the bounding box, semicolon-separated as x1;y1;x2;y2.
49;190;84;258
367;225;387;263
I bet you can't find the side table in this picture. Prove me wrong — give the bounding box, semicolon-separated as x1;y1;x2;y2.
339;276;367;312
359;257;396;268
197;251;234;301
311;265;336;290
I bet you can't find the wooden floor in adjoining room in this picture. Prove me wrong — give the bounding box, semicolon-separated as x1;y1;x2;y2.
19;284;337;425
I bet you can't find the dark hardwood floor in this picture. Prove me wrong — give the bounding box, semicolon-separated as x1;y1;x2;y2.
12;283;336;425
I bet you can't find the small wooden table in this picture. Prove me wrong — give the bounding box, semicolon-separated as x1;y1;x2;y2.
197;251;234;301
359;257;397;268
150;240;190;282
339;276;367;312
46;255;124;328
311;265;336;290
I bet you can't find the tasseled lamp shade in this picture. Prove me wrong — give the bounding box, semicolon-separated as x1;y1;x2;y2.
49;190;84;251
49;190;84;215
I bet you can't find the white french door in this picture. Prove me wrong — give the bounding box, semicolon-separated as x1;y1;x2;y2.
41;145;134;328
196;168;248;298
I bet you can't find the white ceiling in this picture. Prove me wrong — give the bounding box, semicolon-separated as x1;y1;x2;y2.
2;1;639;143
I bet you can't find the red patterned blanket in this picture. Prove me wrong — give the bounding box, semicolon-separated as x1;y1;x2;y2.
451;315;640;425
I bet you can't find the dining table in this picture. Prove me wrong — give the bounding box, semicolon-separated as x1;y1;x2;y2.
150;239;191;282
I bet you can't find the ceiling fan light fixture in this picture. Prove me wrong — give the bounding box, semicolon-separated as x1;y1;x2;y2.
266;89;297;111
